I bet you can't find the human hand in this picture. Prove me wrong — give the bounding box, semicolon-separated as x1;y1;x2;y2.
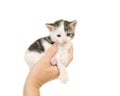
29;44;73;87
23;44;73;96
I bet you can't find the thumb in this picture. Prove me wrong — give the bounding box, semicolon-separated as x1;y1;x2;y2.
44;43;58;60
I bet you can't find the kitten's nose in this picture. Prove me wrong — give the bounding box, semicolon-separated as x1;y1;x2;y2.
62;38;67;44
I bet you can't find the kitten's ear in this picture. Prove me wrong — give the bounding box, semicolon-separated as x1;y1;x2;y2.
70;20;77;29
46;23;55;31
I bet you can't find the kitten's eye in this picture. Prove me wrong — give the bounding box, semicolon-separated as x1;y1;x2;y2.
66;33;71;36
57;34;61;37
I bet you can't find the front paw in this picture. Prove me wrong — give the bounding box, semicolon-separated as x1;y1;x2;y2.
51;57;57;65
59;71;68;84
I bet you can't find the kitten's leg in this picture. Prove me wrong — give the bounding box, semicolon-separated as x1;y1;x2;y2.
51;57;57;65
57;61;68;84
61;53;69;65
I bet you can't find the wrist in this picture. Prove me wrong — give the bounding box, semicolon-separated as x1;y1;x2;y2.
27;73;43;88
23;74;42;96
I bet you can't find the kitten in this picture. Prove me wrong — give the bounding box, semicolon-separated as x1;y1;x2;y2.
24;19;77;83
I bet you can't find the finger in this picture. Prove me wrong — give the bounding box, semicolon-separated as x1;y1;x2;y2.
69;45;73;61
44;43;58;61
65;46;73;67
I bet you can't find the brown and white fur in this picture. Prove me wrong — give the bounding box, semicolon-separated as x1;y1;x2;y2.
24;19;77;83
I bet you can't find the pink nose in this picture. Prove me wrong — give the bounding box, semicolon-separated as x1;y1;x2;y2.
62;39;67;43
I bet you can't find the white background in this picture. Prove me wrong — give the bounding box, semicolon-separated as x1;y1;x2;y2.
0;0;120;96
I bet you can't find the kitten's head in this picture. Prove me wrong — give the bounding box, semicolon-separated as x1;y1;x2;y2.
46;19;77;45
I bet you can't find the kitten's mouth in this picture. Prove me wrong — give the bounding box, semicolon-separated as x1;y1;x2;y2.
58;41;67;46
62;41;67;45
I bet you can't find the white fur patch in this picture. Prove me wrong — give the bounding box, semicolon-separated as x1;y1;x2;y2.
24;50;43;69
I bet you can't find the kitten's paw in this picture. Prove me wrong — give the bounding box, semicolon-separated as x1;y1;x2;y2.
59;72;68;84
51;57;57;65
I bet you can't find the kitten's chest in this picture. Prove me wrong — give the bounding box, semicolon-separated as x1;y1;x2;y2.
58;46;68;54
56;44;71;58
55;45;70;65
